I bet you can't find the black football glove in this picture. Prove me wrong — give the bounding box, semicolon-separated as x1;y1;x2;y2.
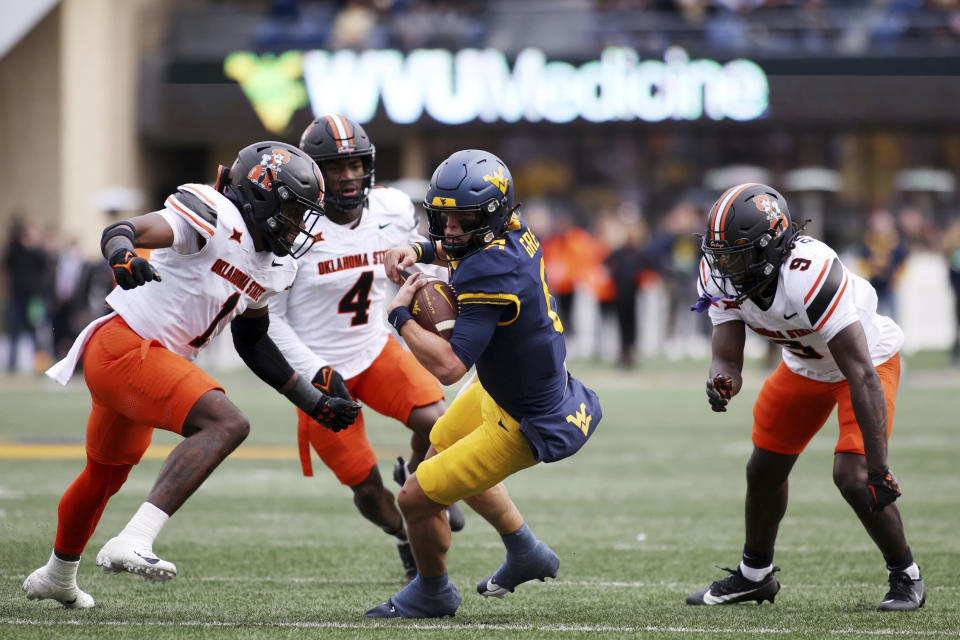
706;375;733;412
865;467;902;512
108;248;161;290
309;394;361;432
312;365;352;401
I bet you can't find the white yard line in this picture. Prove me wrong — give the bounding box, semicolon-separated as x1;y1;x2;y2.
0;619;957;636
3;573;958;591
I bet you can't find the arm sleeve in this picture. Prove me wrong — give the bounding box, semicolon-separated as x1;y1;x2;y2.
265;287;328;380
231;313;295;390
448;302;504;370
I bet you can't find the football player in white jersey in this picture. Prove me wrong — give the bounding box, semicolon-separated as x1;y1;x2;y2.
686;184;924;611
266;115;464;583
22;141;360;608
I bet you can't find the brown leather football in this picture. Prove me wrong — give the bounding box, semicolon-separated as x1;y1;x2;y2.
409;279;458;339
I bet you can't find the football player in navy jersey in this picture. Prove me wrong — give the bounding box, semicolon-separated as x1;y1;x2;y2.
687;183;923;611
364;150;602;619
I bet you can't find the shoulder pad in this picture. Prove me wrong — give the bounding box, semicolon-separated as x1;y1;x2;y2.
802;256;848;329
165;184;219;237
369;186;414;215
451;239;522;302
781;240;848;329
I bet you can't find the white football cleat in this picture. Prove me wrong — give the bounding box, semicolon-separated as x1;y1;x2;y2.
22;566;95;609
96;536;177;582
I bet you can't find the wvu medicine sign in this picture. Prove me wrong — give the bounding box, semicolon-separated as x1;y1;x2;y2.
225;46;769;133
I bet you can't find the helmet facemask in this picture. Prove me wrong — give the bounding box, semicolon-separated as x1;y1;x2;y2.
265;184;322;259
702;230;781;303
702;183;796;306
233;168;322;259
426;198;502;260
423;149;516;261
225;141;325;259
320;154;374;213
299;114;375;214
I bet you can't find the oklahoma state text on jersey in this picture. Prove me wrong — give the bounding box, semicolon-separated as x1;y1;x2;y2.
105;183;298;361
697;235;903;382
268;186;445;380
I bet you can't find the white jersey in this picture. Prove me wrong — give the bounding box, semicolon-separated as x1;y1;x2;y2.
697;236;903;382
269;186;444;380
82;184;296;364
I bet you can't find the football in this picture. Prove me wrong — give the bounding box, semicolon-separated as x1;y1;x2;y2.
409;278;459;339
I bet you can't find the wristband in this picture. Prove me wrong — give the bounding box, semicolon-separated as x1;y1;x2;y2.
101;221;137;260
283;373;322;413
388;306;414;333
409;241;437;264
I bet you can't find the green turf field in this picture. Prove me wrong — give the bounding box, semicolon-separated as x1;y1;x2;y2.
1;357;958;639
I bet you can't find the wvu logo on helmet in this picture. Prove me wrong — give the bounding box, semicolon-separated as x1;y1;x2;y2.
482;166;509;195
247;149;292;191
431;196;457;207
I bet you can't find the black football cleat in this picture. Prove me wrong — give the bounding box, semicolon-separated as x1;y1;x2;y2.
393;456;465;532
686;566;780;606
392;456;409;487
396;541;417;583
877;570;925;611
444;502;466;533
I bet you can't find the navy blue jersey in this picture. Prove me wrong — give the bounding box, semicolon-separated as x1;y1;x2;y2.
448;219;567;419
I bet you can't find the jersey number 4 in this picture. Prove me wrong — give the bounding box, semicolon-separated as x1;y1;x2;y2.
339;271;373;326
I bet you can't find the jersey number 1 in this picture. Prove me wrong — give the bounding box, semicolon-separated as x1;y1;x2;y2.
189;292;241;348
339;271;373;326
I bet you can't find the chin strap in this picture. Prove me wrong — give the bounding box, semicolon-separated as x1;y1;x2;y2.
214;165;232;193
733;272;779;307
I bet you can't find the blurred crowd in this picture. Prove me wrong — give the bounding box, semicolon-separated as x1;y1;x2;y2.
8;195;959;375
6;0;960;374
246;0;960;56
509;192;960;368
1;218;114;375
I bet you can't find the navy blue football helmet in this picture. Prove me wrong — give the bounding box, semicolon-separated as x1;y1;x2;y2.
701;183;796;304
423;150;516;260
222;141;324;258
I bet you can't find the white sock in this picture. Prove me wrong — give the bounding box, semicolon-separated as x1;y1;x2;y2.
890;562;921;580
119;502;169;545
739;561;772;582
46;550;79;585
